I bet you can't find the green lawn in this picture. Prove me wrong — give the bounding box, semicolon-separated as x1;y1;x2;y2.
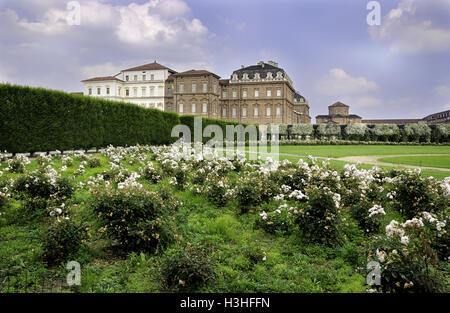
237;145;450;180
378;155;450;169
277;145;450;158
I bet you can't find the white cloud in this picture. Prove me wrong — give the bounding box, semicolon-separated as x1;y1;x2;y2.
81;62;123;78
316;68;377;96
369;0;450;54
0;0;212;91
434;85;450;97
351;96;382;108
116;1;207;46
442;103;450;110
217;15;246;31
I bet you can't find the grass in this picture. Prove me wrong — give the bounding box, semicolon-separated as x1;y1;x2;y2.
277;145;450;158
0;153;369;293
378;155;450;169
232;145;450;180
1;144;448;293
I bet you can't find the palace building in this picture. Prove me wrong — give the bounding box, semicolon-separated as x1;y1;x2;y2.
81;60;311;125
316;102;362;124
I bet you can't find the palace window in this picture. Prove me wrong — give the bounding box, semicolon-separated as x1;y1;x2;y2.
179;83;184;93
106;87;110;95
277;107;281;116
267;89;271;97
97;88;101;95
151;74;154;80
233;107;237;117
267;107;271;116
254;107;259;117
150;87;154;96
191;103;196;113
167;87;172;96
133;88;137;96
179;103;184;113
203;83;207;92
243;90;247;98
158;86;163;96
126;89;130;96
134;75;138;81
142;75;146;81
277;89;281;97
203;102;207;113
88;88;92;95
233;90;237;98
242;107;247;117
192;82;196;92
167;105;171;111
222;108;227;117
223;91;227;98
125;75;129;81
142;87;146;97
255;89;259;97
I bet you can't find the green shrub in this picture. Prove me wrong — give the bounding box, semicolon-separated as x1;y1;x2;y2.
5;155;30;173
344;124;368;141
295;188;342;246
403;124;431;142
13;170;73;200
161;243;216;291
349;200;384;235
87;157;101;168
139;163;163;184
290;124;314;137
256;204;295;235
368;218;446;293
387;171;446;219
236;175;277;212
91;186;175;252
43;218;87;265
204;178;231;207
373;124;400;142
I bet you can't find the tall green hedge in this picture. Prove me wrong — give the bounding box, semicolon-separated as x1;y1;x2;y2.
0;84;180;153
179;115;259;143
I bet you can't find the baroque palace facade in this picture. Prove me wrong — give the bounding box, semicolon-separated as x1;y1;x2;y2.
82;61;311;125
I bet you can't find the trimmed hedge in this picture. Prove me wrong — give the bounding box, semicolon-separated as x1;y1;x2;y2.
0;84;180;153
179;115;259;143
273;123;449;143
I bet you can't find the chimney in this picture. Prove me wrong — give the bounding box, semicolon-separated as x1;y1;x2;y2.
268;61;278;67
257;61;264;66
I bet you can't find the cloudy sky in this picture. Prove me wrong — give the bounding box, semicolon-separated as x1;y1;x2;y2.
1;0;449;121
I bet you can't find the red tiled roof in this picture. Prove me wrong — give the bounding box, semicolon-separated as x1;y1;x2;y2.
81;76;123;82
122;61;176;73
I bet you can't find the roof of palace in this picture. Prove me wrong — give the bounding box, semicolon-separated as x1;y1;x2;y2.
329;102;349;107
81;76;123;82
168;69;221;79
316;114;362;119
122;61;177;73
232;62;287;80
